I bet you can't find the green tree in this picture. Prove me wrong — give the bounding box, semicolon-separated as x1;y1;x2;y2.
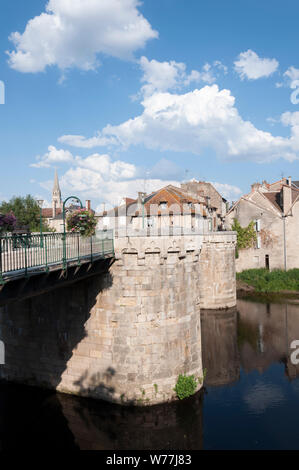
0;195;52;232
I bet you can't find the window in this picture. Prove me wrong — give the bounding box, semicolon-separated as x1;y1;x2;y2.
256;235;261;249
159;201;167;209
256;219;261;232
265;255;270;270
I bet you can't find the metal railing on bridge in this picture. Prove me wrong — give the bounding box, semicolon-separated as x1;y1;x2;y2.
0;230;114;283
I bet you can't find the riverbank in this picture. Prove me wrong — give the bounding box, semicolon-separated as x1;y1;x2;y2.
236;268;299;301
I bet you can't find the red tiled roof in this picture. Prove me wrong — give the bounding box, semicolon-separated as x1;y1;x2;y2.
98;185;212;217
42;208;62;218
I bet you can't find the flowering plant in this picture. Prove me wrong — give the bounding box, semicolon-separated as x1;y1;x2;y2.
0;212;17;234
66;209;97;237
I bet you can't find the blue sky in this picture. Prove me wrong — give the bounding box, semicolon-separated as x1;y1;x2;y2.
1;0;299;210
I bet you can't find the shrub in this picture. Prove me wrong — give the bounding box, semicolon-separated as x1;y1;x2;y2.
66;209;97;237
0;212;17;234
237;268;299;292
174;374;197;400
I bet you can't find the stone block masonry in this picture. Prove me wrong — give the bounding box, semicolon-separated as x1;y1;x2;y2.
0;232;236;405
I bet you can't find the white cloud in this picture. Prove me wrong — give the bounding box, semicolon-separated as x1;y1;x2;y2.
139;56;186;96
74;153;137;180
97;84;299;163
7;0;158;73
58;133;116;149
138;57;225;97
36;148;243;207
31;145;74;168
234;49;279;80
60;166;179;206
37;151;180;205
57;83;299;163
210;182;242;202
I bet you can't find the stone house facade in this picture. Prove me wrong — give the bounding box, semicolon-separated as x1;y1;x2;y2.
181;181;228;230
225;177;299;272
96;183;222;235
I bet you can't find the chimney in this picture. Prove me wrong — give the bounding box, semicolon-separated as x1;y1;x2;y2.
251;182;261;192
288;176;292;187
86;200;91;211
283;184;292;215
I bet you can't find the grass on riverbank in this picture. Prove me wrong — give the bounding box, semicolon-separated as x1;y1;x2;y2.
237;268;299;293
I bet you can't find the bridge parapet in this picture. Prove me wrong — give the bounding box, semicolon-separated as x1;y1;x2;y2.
0;230;114;283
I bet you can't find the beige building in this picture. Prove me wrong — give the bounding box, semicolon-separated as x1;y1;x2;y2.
225;177;299;272
181;180;228;230
96;183;224;235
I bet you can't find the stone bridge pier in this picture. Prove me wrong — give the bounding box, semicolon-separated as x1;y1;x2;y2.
0;232;236;405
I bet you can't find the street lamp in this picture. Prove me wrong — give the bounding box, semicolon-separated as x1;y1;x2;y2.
62;196;83;270
36;199;44;248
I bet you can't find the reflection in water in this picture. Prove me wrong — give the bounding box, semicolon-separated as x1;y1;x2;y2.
201;299;299;388
202;298;299;449
237;299;299;380
0;383;203;450
2;298;299;449
201;308;240;386
57;391;203;450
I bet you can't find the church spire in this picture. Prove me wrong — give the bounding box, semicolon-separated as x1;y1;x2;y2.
52;170;62;217
53;169;60;194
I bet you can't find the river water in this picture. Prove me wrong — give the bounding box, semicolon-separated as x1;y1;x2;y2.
1;297;299;450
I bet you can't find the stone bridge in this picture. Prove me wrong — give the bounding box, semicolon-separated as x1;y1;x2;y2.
0;232;236;406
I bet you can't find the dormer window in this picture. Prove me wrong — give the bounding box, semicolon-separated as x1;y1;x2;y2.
159;201;167;209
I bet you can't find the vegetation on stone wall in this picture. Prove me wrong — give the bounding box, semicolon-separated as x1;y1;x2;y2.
232;219;257;257
174;374;198;400
237;268;299;292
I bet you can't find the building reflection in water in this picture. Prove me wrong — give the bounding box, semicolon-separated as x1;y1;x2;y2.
0;382;204;450
237;299;299;380
201;298;299;388
2;298;299;450
57;391;204;450
201;308;240;387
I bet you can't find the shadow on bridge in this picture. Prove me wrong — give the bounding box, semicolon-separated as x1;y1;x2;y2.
0;265;114;403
